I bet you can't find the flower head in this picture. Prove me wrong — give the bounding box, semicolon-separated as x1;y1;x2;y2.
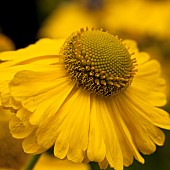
0;28;170;170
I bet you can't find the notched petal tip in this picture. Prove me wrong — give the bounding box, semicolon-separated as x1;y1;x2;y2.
9;115;34;139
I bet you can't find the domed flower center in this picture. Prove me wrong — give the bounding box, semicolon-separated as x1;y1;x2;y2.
61;28;137;96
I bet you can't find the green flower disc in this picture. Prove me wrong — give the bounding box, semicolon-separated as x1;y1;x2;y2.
61;28;137;96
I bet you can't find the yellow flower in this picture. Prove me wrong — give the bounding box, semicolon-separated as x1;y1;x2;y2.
0;28;170;170
34;154;90;170
38;2;97;39
102;0;170;39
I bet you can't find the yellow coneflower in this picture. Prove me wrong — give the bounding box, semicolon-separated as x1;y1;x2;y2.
0;28;170;170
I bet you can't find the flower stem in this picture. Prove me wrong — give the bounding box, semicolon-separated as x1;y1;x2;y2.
24;154;41;170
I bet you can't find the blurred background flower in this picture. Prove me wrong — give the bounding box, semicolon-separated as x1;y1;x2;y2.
0;0;170;170
0;33;28;170
34;154;90;170
0;107;29;170
38;2;97;38
102;0;170;39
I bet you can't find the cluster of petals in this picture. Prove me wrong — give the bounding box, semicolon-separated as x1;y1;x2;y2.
0;36;170;170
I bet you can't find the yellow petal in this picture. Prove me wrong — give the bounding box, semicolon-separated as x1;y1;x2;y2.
54;131;70;159
29;77;74;125
37;88;90;163
16;108;32;127
136;59;161;78
53;89;90;161
115;93;165;155
136;52;151;65
9;69;74;126
9;68;67;100
123;40;139;54
133;59;167;106
104;99;134;167
0;38;64;62
22;130;46;154
87;95;106;163
0;62;61;89
124;39;151;65
107;97;144;165
0;63;63;104
0;63;61;106
9;115;34;139
67;146;84;163
88;96;123;170
124;87;170;130
99;158;108;170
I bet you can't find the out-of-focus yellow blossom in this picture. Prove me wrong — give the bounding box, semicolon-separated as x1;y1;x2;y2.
34;154;90;170
0;32;27;170
102;0;170;39
38;2;98;39
0;28;170;170
38;0;170;41
0;107;29;170
0;34;15;52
